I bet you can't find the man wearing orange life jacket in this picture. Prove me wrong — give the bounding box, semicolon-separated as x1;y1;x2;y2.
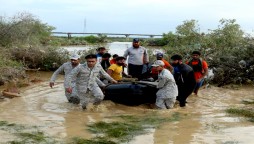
187;51;208;95
151;53;173;80
110;54;118;64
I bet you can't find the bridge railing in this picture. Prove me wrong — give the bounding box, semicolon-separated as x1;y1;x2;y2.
52;32;163;39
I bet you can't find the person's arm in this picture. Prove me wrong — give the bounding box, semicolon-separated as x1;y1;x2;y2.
107;69;113;77
200;68;208;80
123;49;129;59
49;64;64;88
122;71;131;78
163;60;173;72
100;67;117;83
198;61;208;82
202;68;208;78
143;48;149;64
157;76;167;89
96;77;106;87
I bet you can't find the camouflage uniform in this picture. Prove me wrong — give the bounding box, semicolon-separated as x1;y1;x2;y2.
156;69;178;109
50;62;104;104
50;62;80;102
66;62;114;108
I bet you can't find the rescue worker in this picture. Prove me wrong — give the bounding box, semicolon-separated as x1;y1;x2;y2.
66;54;117;109
152;60;178;109
123;38;149;80
171;54;196;107
151;53;173;80
100;53;111;71
96;47;106;63
187;51;208;95
49;54;81;104
110;54;119;64
107;56;131;81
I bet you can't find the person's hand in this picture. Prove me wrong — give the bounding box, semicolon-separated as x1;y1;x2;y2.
111;80;118;84
100;86;106;92
66;87;72;93
94;98;102;105
49;82;54;88
196;79;202;83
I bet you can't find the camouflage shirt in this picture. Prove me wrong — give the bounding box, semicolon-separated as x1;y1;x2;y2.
50;62;79;88
156;69;178;99
66;62;114;95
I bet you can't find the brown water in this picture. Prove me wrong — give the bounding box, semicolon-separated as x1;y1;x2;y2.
0;71;254;144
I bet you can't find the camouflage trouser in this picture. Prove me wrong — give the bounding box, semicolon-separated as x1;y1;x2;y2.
65;87;80;104
78;86;104;109
155;97;176;109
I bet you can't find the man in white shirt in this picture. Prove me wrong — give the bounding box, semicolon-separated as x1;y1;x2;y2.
123;38;149;80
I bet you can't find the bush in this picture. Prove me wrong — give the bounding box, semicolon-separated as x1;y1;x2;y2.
9;46;69;71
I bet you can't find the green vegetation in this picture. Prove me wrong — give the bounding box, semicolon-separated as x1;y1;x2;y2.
0;113;183;143
226;108;254;118
0;12;54;47
226;99;254;123
16;131;46;142
71;137;116;144
0;12;70;85
80;112;183;143
50;35;108;46
0;120;59;144
114;112;181;127
242;99;254;105
88;121;144;139
1;12;254;86
226;108;254;122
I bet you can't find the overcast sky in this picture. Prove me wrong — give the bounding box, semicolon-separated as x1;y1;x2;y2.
1;0;253;35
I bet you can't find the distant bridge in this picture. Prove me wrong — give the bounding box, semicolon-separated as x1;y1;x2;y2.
52;32;163;39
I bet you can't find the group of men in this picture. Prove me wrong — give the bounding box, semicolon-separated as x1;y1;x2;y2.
49;38;208;110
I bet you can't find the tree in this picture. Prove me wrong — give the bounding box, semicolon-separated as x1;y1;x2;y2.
208;19;245;49
175;19;201;47
0;12;55;47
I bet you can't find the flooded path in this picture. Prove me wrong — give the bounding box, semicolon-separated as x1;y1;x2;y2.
0;71;254;143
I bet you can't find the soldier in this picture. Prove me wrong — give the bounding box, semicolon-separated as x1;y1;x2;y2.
49;54;81;104
66;54;117;109
152;60;178;109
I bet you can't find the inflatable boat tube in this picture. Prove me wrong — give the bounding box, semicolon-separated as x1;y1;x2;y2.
104;81;158;106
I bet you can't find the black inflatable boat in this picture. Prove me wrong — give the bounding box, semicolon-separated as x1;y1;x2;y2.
104;81;158;106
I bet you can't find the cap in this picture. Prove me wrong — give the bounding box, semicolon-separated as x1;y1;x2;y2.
70;54;80;60
171;54;182;60
152;60;165;67
156;53;163;58
85;54;97;59
133;38;139;43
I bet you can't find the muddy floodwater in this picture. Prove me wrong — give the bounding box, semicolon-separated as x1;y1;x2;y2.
0;71;254;144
